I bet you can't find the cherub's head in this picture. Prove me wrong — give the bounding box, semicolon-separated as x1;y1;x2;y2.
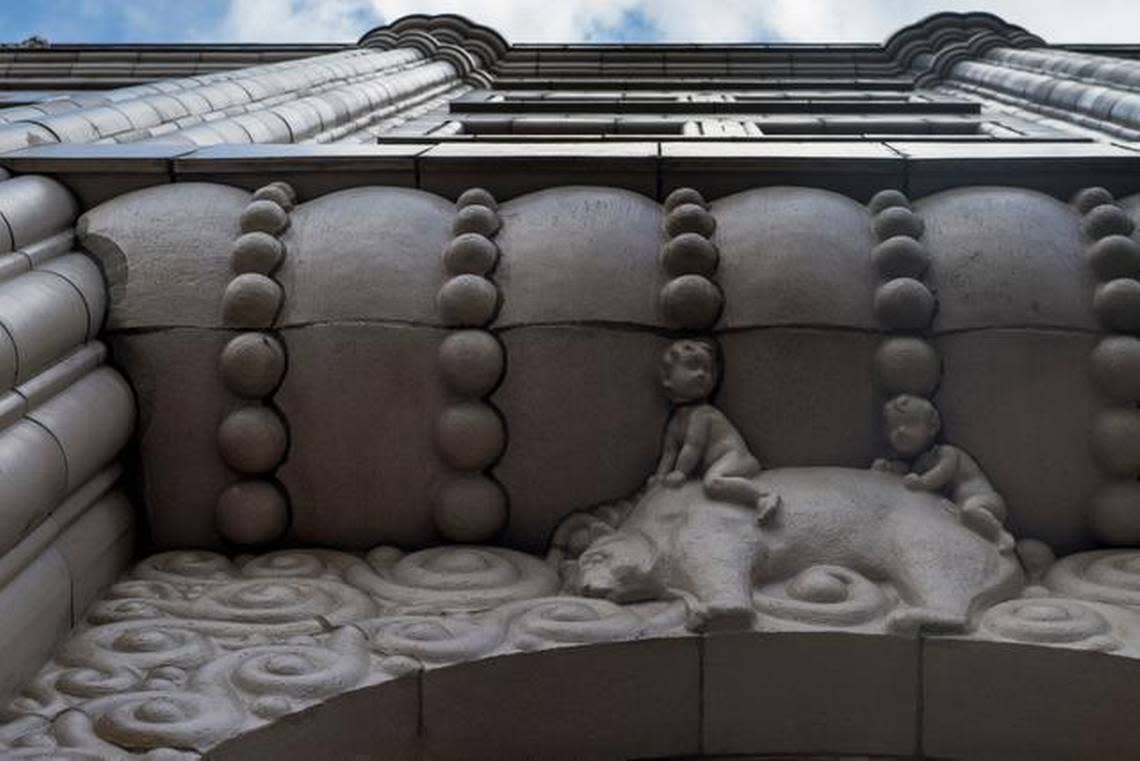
883;394;940;458
661;339;718;403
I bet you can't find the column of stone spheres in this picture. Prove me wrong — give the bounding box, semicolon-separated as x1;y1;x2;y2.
1076;187;1140;544
433;189;508;542
868;190;942;439
216;182;296;545
659;188;723;332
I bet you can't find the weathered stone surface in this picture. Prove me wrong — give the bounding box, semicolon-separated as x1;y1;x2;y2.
495;186;664;327
0;419;68;557
422;639;700;761
493;326;669;551
718;329;879;469
276;324;448;548
714;187;877;330
918;187;1095;333
0;549;70;703
110;329;235;548
704;633;918;756
934;329;1104;552
78;182;249;329
276;186;453;327
0;270;90;385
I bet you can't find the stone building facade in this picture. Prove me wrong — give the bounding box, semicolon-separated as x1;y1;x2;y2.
0;11;1139;760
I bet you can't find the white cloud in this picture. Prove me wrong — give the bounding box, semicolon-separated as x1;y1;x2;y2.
208;0;1140;44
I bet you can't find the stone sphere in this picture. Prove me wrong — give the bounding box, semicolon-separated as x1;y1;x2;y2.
437;330;504;396
1091;481;1140;545
456;188;497;211
231;232;284;275
1093;278;1140;331
659;274;723;329
1072;186;1114;215
240;199;289;235
665;203;716;238
266;180;297;204
1086;235;1140;281
1082;204;1135;241
435;402;505;470
874;336;940;396
1091;335;1140;402
452;204;500;237
873;278;935;331
661;232;718;277
872;235;929;279
432;474;508;543
867;189;910;215
216;480;289;545
437;274;498;327
664;187;707;212
252;184;294;211
443;233;498;275
1091;408;1140;476
218;406;288;474
872;206;924;241
222;273;283;328
220;332;286;399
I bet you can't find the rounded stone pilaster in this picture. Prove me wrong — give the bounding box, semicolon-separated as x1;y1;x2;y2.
1075;187;1140;544
216;181;296;545
432;188;508;543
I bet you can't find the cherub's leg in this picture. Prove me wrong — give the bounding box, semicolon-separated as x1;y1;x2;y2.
960;493;1007;545
703;455;778;521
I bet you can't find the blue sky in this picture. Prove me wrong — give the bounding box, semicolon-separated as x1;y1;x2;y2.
1;1;1138;44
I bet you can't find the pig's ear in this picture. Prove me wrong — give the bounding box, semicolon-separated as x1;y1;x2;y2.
549;513;616;559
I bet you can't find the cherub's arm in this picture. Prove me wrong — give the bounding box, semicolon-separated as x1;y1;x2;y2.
906;446;958;491
673;410;709;477
871;458;909;475
655;416;683;477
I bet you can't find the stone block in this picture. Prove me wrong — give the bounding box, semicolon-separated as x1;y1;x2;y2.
418;141;659;201
0;175;76;251
277;185;452;327
918;187;1094;333
36;253;108;339
0;419;67;557
703;632;918;756
934;329;1104;553
0;548;71;703
0;270;89;384
110;329;234;548
52;491;134;622
276;324;448;548
205;678;419;761
77;181;248;330
494;326;670;551
718;329;879;469
422;639;699;761
924;638;1140;761
714;187;877;330
496;186;664;327
27;367;135;493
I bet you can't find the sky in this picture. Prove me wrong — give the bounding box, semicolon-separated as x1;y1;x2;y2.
2;0;1138;45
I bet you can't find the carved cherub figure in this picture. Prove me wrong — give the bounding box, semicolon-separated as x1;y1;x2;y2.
652;339;780;522
873;394;1010;548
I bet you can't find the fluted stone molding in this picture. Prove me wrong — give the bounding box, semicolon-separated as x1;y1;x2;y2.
0;42;475;151
0;173;136;703
358;14;510;88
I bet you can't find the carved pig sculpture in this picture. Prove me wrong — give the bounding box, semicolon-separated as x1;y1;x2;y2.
572;467;1024;633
